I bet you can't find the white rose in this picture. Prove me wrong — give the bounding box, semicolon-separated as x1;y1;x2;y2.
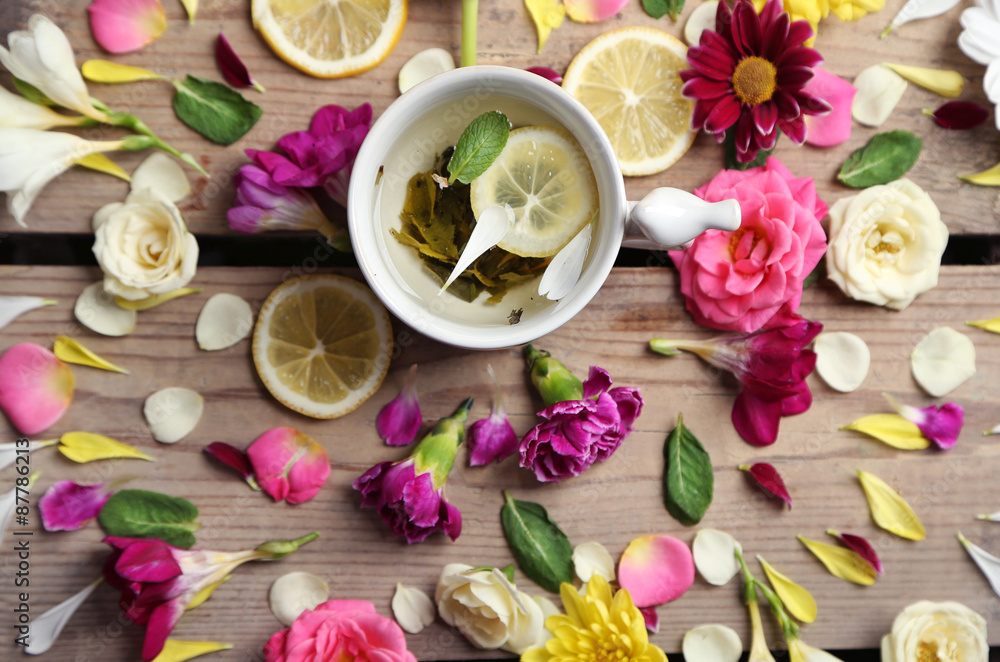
826;179;948;311
436;563;550;654
880;600;987;662
92;188;198;301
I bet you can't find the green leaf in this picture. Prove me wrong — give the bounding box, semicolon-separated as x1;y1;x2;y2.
98;489;201;548
837;130;922;188
641;0;684;20
447;111;510;184
171;75;262;146
500;491;574;592
663;414;714;526
13;78;54;106
802;259;825;289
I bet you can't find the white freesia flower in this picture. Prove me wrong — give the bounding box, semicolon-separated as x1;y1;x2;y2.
789;637;844;662
880;599;988;662
436;564;550;654
958;0;1000;130
0;128;130;226
24;578;103;655
92;188;199;300
0;86;86;130
0;15;108;122
826;179;948;311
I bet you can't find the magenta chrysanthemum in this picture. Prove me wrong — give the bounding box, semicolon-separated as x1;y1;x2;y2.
680;0;831;163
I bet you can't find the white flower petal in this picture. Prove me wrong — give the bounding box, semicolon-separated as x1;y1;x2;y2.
143;387;204;443
398;48;455;94
692;528;742;586
268;572;330;626
440;204;514;293
958;533;1000;599
684;1;719;45
195;293;254;351
852;65;908;127
0;86;81;130
539;223;592;301
792;639;845;662
533;594;560;620
911;327;976;397
74;281;136;336
391;583;436;634
0;295;56;331
572;541;616;583
131;153;191;203
24;578;102;654
813;332;870;393
885;0;961;34
683;624;743;662
0;440;56;473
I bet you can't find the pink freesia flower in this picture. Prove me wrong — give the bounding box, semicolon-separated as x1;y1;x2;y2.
884;394;964;450
651;320;822;446
468;365;518;466
520;346;643;483
353;399;470;544
376;364;421;446
247;103;372;207
0;343;74;435
104;533;317;660
564;0;629;22
246;428;330;505
618;535;695;608
40;480;113;531
87;0;167;54
668;157;827;333
803;68;856;147
264;600;416;662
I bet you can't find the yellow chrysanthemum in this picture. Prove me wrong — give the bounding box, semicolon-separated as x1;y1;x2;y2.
521;576;667;662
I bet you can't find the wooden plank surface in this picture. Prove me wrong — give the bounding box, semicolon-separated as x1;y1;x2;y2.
1;265;1000;660
1;0;999;237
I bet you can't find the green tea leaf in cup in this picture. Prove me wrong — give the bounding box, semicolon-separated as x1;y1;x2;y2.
98;489;201;548
447;111;510;184
663;414;714;526
500;490;574;592
837;130;921;188
172;75;262;145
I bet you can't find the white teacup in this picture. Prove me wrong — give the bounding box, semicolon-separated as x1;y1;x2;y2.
348;66;740;350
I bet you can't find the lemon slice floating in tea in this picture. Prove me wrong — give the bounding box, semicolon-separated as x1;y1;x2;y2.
252;0;407;78
252;275;392;419
562;27;696;177
469;125;598;258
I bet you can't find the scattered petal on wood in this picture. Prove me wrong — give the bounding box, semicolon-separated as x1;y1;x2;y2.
684;1;719;45
911;327;976;397
0;296;55;331
0;343;74;435
131;152;191;202
54;336;128;374
179;0;198;23
618;535;695;607
826;530;883;575
852;65;907;127
81;59;163;83
144;387;204;443
76;153;131;182
857;469;926;540
87;0;168;54
399;48;455;94
525;0;566;52
573;541;616;583
391;583;436;634
758;555;817;623
957;532;1000;599
842;414;930;450
812;331;870;392
960;161;1000;187
196;293;254;350
882;0;961;37
525;66;563;84
75;282;136;336
692;528;741;586
967;316;1000;334
269;572;330;626
204;441;260;490
23;578;103;654
150;640;233;662
216;32;265;92
925;101;990;130
59;431;154;463
639;606;660;633
798;535;878;585
740;463;793;508
976;509;1000;521
883;63;964;98
682;624;742;662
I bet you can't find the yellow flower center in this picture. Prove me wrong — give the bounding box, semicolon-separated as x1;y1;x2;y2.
917;640;939;662
732;56;778;106
729;228;763;261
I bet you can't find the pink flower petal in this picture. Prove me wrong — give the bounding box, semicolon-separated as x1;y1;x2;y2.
204;441;259;489
827;530;883;575
740;462;792;508
0;343;74;435
803;68;856;147
928;101;991;130
285;442;331;504
114;539;182;582
87;0;167;54
216;31;264;91
884;395;964;450
247;428;330;504
618;535;695;608
377;364;421;446
564;0;629;22
639;606;660;633
39;480;112;531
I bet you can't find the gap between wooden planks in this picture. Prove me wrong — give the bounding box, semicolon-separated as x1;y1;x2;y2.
0;0;999;236
1;265;999;660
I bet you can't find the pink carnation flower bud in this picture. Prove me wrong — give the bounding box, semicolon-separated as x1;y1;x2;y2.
376;364;421;446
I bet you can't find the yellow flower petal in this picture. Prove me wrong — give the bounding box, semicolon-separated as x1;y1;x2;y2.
828;0;885;22
959;161;1000;187
525;0;566;53
150;640;232;662
59;432;154;463
798;535;878;585
81;60;164;84
115;288;202;311
842;414;930;450
53;336;128;374
857;469;926;540
75;153;131;182
179;0;198;23
187;576;229;610
757;555;818;623
967;316;1000;334
883;63;964;98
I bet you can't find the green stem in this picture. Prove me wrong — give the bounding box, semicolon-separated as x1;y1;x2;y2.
734;547;757;605
461;0;478;67
753;578;800;640
109;110;209;177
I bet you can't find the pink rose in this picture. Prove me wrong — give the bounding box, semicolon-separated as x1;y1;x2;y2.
264;600;416;662
669;158;827;333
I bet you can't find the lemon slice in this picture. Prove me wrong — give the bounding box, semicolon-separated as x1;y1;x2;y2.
252;0;407;79
252;274;392;419
562;27;696;177
469;125;598;258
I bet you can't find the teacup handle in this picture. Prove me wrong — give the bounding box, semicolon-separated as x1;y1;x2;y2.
622;187;741;250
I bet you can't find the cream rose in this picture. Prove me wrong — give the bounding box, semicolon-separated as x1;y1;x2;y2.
826;179;948;310
435;563;550;654
881;600;987;662
92;188;198;301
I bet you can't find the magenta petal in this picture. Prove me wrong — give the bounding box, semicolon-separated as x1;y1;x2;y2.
285;442;331;504
40;481;112;531
929;101;991;130
639;606;660;633
683;77;733;100
468;416;519;466
0;343;74;435
142;598;185;660
377;364;421;446
618;535;695;608
830;531;883;574
915;402;964;449
803;68;856;147
741;462;792;508
732;390;782;446
87;0;167;54
525;66;563;85
704;95;742;133
204;441;257;486
753;101;778;135
216;31;263;90
115;540;182;583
